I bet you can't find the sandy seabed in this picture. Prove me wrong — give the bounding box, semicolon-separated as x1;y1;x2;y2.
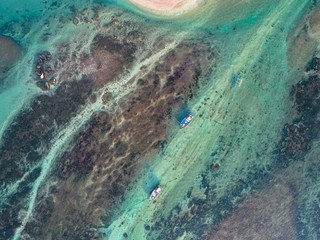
127;0;206;16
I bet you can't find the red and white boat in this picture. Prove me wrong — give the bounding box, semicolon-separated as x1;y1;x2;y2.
149;185;163;202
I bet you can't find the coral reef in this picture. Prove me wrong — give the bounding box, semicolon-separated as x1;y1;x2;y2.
278;58;320;161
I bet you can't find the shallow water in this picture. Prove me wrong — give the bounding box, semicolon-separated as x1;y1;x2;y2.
1;0;320;239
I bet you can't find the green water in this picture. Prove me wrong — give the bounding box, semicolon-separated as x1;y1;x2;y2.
0;0;319;239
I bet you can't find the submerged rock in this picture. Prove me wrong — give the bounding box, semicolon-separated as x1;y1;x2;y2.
200;225;207;230
306;57;320;71
211;163;220;170
34;51;55;90
50;77;56;85
278;74;320;161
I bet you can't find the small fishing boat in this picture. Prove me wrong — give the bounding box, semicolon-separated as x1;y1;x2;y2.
233;75;239;87
233;75;242;87
179;114;194;129
149;185;163;202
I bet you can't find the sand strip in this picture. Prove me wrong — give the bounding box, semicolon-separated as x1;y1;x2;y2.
127;0;206;16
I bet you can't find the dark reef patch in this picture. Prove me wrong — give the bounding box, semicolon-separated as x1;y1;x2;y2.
80;34;138;90
0;76;93;182
92;34;136;57
0;76;94;239
277;59;320;162
0;205;20;240
56;112;111;179
306;57;320;71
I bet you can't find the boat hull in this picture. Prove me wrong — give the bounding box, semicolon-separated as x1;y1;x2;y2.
179;114;194;129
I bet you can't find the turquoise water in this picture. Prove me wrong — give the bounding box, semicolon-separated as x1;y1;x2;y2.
1;0;320;239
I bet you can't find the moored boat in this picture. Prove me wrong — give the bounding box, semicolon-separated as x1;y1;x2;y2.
179;114;194;129
149;185;163;202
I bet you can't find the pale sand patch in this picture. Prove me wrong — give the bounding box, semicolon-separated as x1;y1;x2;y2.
126;0;207;16
286;6;318;71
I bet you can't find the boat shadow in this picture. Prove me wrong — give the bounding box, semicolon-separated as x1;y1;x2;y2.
174;103;192;122
141;171;160;194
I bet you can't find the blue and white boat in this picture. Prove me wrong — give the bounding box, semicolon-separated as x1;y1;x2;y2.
179;114;194;129
233;75;242;87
